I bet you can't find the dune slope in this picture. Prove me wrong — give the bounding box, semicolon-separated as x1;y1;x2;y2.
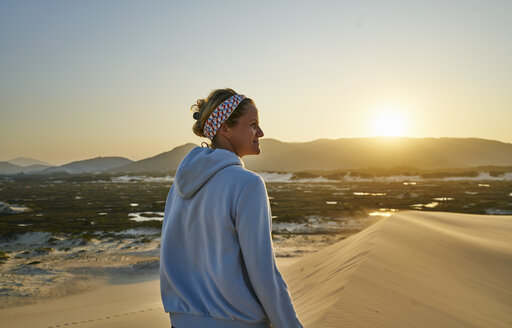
283;211;512;328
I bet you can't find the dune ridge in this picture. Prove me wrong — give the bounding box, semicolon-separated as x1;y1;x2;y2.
284;211;512;327
281;216;385;326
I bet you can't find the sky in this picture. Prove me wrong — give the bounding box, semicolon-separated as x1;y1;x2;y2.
1;0;511;165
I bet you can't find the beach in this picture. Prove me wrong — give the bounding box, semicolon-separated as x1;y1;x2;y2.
1;211;512;327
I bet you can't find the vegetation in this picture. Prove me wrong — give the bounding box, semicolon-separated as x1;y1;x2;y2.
0;251;9;264
1;170;511;238
0;175;168;237
295;166;512;179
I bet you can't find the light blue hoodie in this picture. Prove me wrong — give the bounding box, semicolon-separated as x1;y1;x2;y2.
160;146;303;328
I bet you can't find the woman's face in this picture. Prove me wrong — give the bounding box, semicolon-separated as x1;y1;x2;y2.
228;103;264;157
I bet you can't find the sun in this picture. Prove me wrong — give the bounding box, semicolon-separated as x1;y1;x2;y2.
372;109;407;137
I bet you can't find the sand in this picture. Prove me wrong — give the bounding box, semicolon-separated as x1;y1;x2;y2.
0;278;168;328
0;260;302;328
1;211;511;327
283;211;512;327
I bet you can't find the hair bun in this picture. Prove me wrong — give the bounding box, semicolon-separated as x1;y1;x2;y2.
193;112;200;120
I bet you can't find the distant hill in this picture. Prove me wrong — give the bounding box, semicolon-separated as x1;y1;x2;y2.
117;137;512;173
109;143;197;173
0;162;54;175
21;164;54;173
0;162;24;174
243;137;512;171
40;157;133;174
7;157;52;167
4;137;512;175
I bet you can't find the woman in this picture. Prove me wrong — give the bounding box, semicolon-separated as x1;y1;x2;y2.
160;88;303;328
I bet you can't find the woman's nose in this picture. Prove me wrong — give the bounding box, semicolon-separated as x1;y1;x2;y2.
257;126;264;137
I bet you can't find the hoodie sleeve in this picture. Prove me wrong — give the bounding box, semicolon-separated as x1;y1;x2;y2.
235;175;303;328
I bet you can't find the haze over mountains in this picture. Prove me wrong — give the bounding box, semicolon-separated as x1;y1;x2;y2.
2;137;512;175
0;162;52;175
0;157;54;174
0;157;132;175
7;157;52;167
244;137;512;171
40;157;133;174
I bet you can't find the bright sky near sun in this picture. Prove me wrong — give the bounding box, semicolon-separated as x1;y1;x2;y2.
1;0;511;164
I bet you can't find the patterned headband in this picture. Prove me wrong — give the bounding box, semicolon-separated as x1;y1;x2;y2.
203;94;246;140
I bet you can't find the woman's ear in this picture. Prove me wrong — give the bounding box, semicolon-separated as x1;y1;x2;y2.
217;123;231;139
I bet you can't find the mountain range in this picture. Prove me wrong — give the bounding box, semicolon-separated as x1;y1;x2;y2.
2;137;512;175
244;137;512;171
0;162;53;174
41;157;133;174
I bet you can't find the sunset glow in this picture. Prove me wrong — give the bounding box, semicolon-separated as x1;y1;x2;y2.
372;109;407;137
1;1;511;164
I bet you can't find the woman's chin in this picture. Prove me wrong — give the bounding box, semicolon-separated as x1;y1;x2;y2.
243;147;261;157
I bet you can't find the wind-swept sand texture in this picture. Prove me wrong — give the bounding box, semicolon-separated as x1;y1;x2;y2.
1;211;511;327
283;211;512;327
0;278;170;328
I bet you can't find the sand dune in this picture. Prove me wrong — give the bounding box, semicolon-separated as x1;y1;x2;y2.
283;211;512;327
1;211;511;327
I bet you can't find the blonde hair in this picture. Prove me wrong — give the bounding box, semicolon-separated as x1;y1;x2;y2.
191;88;254;146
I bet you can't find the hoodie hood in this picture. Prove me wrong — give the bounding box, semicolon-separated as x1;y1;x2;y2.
174;147;243;199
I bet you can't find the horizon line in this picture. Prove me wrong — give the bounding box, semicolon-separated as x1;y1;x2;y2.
3;135;512;166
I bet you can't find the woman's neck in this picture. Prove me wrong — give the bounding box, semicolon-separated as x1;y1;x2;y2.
211;137;238;157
